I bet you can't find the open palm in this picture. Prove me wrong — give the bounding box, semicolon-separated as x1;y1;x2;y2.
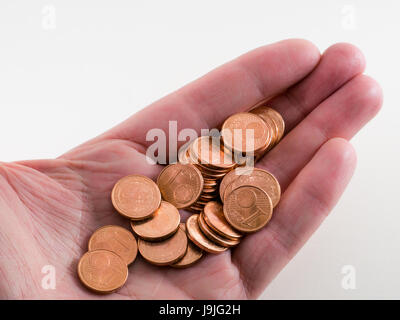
0;39;382;299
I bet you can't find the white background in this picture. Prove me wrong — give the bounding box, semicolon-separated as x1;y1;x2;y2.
0;1;399;299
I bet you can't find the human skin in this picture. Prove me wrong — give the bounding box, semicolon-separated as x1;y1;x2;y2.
0;39;382;299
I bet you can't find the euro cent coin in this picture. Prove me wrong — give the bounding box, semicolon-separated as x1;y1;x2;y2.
224;168;281;207
203;201;242;240
111;175;161;220
171;224;203;268
138;227;188;266
186;214;228;254
221;112;270;154
88;225;138;265
223;185;273;233
130;201;180;241
157;163;204;209
77;249;128;294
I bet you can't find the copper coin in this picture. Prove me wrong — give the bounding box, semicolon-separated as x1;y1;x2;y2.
256;140;271;159
199;199;217;204
130;201;180;241
198;198;216;204
198;193;217;200
197;170;227;180
202;186;218;193
189;207;205;213
194;161;232;175
198;212;240;247
221;112;270;154
219;166;255;201
111;175;161;220
203;201;242;240
186;214;228;254
190;202;205;208
195;198;209;204
157;163;204;209
77;249;128;294
224;185;273;233
192;153;232;171
187;206;203;213
224;168;281;207
189;136;236;170
202;189;218;194
171;224;203;268
191;202;206;209
196;171;227;181
192;161;231;177
251;106;285;142
88;225;138;265
138;227;188;266
203;186;218;191
265;107;285;142
219;169;241;201
178;142;193;164
251;106;279;147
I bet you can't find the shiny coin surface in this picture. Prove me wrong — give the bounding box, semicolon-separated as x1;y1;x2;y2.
264;107;285;141
88;225;138;265
201;189;218;195
198;193;217;200
187;206;203;213
221;112;270;154
130;201;180;241
224;168;281;207
219;169;241;201
178;142;193;164
219;167;257;201
224;185;273;233
203;201;242;240
186;214;228;254
77;249;128;294
251;106;278;147
203;181;218;188
112;175;161;220
199;212;240;247
251;105;285;142
138;227;188;266
157;163;204;209
171;224;203;268
189;136;236;170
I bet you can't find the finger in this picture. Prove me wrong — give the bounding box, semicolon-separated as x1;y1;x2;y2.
259;74;383;191
268;42;366;132
233;138;357;298
98;39;320;147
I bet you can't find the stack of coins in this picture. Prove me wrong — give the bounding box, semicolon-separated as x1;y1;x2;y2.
76;104;286;294
250;104;285;155
186;201;242;253
178;135;237;212
219;167;281;207
221;106;285;160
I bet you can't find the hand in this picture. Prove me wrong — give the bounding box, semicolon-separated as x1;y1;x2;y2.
0;39;382;299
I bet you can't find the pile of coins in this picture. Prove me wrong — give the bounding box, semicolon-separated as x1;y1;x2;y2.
221;104;284;160
177;136;237;212
77;104;285;294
